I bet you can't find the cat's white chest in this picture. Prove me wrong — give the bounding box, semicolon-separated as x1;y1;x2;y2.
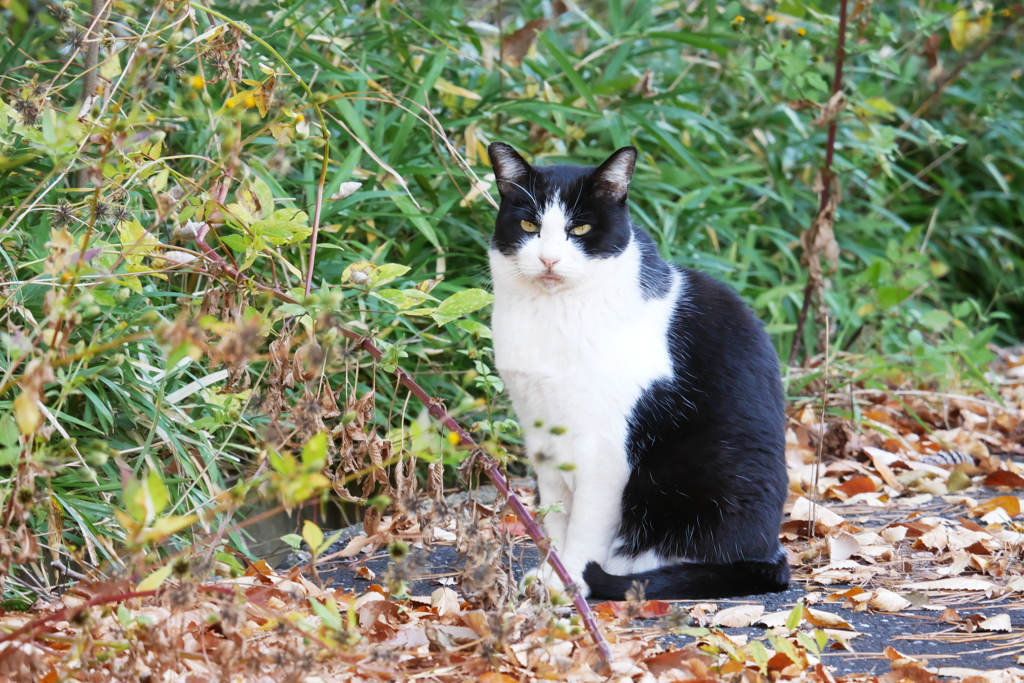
489;244;680;465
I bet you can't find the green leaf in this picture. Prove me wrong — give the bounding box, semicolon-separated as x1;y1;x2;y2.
309;597;343;631
455;319;492;339
538;34;598;112
302;432;328;471
431;289;494;326
785;602;804;630
386;184;440;249
777;0;806;18
877;286;911;309
269;449;296;476
376;338;408;373
281;533;303;551
921;310;951;332
251;216;312;246
375;263;411;287
220;234;247;252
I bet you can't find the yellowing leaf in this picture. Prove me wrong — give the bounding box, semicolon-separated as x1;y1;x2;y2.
861;97;896;117
930;260;950;278
433;78;482;101
146;514;199;542
13;390;42;436
118;219;159;266
303;519;325;555
100;52;121;80
138;565;174;592
950;9;992;52
951;10;970;52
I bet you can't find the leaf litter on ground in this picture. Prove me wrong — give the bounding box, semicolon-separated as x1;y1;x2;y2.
3;350;1024;680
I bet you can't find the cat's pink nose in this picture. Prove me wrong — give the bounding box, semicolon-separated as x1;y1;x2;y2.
539;256;560;269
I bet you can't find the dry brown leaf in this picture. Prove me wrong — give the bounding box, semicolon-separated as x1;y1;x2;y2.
973;495;1021;518
898;577;998;592
480;673;520;683
791;496;845;529
431;586;461;617
806;608;853;629
977;613;1012;632
756;610;793;628
868;588;912;612
828;531;861;562
711;604;764;628
501;19;551;67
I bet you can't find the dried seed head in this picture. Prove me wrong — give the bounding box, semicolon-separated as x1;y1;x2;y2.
52;200;76;227
167;581;198;610
660;603;692;632
111;205;132;225
49;2;74;25
388;539;409;561
92;201;110;223
171;557;191;578
69;607;92;627
12;98;40;126
62;29;86;52
16;486;35;506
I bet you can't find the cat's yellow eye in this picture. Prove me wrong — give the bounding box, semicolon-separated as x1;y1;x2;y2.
520;220;539;233
570;224;592;236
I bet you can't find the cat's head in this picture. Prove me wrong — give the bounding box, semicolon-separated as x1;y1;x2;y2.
487;143;637;292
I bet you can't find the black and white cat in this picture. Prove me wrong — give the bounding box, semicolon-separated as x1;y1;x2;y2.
487;143;790;600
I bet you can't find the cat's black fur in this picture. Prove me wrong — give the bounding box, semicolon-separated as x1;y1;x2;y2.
585;265;790;600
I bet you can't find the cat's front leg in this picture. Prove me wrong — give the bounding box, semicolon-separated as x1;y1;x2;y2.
558;463;629;596
533;463;572;592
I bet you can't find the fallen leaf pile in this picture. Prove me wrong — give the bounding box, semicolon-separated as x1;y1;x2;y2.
2;350;1024;681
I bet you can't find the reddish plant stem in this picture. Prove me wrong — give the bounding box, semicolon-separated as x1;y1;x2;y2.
192;231;613;667
789;0;849;366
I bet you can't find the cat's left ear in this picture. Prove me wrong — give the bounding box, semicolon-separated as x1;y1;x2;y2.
592;146;638;203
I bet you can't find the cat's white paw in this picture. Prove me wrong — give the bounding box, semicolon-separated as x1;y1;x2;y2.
523;564;590;599
531;562;591;598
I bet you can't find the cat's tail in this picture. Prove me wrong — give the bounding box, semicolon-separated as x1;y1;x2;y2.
583;550;790;600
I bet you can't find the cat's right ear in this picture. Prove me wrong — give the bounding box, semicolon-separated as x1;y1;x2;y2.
488;142;532;198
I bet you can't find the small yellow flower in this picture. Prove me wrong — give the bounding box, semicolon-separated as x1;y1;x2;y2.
733;15;745;23
243;93;257;108
294;113;305;123
797;27;807;36
1003;8;1012;17
781;40;789;46
190;75;204;89
146;114;156;123
765;14;775;23
226;96;238;108
447;431;461;446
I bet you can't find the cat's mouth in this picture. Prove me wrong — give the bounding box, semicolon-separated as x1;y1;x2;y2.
538;271;564;286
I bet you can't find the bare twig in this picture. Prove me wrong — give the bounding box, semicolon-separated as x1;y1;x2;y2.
809;316;830;538
790;0;849;366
